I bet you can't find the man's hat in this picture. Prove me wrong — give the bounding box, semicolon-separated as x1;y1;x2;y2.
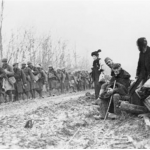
2;58;7;62
91;49;101;57
36;64;41;68
104;57;112;64
112;63;121;69
13;62;18;66
22;62;26;65
27;61;32;65
137;37;147;47
49;65;53;68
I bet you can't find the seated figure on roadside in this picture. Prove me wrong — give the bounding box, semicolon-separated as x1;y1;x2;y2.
94;63;131;119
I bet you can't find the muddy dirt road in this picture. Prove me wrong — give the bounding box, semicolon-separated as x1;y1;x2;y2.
0;90;150;149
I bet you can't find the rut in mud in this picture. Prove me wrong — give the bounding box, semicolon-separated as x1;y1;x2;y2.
0;90;150;149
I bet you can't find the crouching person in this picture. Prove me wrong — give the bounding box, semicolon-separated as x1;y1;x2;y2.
94;63;131;119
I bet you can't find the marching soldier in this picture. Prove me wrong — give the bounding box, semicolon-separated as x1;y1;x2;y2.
2;58;14;102
62;68;69;93
13;63;27;101
57;68;65;94
36;65;47;98
27;62;39;99
47;66;59;96
0;67;7;104
21;63;35;99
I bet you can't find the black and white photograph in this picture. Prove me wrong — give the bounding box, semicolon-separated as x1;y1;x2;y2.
0;0;150;149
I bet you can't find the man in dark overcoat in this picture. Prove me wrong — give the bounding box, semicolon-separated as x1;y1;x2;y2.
21;63;35;99
2;58;14;102
94;63;131;119
0;67;7;103
47;66;59;96
27;62;39;99
129;37;150;106
13;63;27;101
36;65;47;98
91;49;103;99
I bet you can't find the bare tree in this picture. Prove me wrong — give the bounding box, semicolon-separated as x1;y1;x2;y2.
73;43;80;69
0;0;4;59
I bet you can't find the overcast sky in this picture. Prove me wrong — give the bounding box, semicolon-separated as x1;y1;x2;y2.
2;0;150;77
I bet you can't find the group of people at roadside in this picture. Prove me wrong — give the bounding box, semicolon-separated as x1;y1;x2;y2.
91;37;150;119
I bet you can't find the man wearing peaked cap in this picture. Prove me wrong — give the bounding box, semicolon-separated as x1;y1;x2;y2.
94;62;131;120
27;62;39;99
13;62;27;101
21;62;35;100
104;57;114;69
36;64;47;98
47;65;58;96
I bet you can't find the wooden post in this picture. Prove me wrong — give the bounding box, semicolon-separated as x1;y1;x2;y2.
119;101;148;114
0;0;4;59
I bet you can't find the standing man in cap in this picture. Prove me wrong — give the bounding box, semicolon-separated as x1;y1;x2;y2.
2;58;14;102
36;64;47;98
56;68;65;94
62;68;69;93
129;37;150;106
0;67;7;103
104;57;114;69
21;63;35;100
91;49;103;99
13;63;27;101
47;66;59;96
68;71;77;93
98;57;115;97
27;62;39;99
94;63;131;119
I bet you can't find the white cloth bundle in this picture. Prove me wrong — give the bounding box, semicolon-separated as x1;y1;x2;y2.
143;79;150;88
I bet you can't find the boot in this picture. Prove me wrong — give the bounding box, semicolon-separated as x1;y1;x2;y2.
113;94;122;115
94;99;108;120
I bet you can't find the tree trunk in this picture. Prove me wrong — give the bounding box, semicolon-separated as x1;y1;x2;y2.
0;27;2;59
0;0;4;59
119;101;148;114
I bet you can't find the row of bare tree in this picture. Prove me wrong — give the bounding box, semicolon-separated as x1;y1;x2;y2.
0;0;91;71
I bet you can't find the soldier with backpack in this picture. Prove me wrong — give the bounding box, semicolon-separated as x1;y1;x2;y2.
21;63;35;100
2;58;15;102
13;63;27;101
47;66;59;96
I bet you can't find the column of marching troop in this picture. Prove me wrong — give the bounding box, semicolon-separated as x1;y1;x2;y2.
0;59;93;104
